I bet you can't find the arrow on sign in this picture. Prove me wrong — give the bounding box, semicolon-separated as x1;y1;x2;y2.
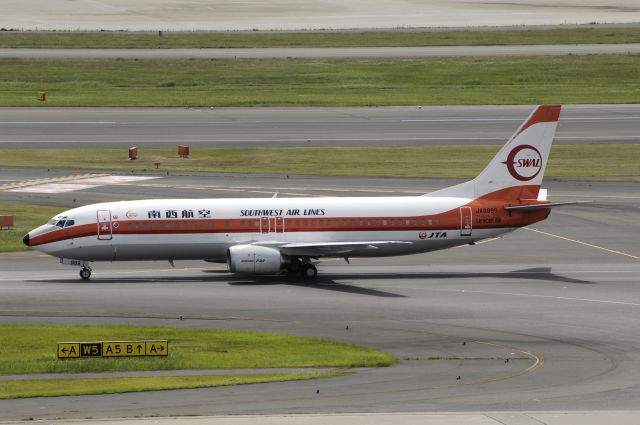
61;347;68;354
136;344;143;353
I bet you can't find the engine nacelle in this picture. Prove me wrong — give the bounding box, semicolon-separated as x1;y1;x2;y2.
227;245;283;274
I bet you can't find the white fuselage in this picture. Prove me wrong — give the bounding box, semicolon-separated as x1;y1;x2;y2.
28;195;516;262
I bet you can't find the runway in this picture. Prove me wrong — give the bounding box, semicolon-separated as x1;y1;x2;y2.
3;44;640;59
1;104;639;148
0;173;639;420
5;0;640;31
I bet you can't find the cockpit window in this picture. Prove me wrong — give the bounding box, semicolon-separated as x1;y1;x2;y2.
48;215;73;228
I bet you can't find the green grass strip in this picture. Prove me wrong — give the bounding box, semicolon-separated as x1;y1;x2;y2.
1;28;640;48
0;324;394;374
0;55;639;106
0;145;637;178
0;371;343;399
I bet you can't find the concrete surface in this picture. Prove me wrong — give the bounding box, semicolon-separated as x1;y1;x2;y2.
2;0;640;31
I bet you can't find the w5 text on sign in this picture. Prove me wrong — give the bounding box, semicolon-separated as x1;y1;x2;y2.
57;340;168;359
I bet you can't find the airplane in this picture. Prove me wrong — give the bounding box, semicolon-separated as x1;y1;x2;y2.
23;104;585;280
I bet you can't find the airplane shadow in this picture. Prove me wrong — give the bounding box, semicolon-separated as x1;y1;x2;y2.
29;267;593;298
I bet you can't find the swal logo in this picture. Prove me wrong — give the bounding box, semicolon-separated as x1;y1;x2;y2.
502;144;543;181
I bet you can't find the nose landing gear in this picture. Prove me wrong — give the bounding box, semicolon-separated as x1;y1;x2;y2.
79;267;92;280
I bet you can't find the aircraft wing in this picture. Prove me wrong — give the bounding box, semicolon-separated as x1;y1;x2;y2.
276;241;412;257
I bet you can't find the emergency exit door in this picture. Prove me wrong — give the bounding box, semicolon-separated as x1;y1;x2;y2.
97;210;113;240
260;216;285;234
460;207;472;236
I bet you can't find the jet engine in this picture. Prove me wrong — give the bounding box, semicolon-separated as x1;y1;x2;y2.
227;245;283;274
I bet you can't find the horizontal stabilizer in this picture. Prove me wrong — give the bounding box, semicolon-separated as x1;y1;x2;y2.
504;201;591;211
277;240;412;257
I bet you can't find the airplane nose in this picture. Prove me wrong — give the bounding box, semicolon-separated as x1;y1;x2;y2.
22;233;30;247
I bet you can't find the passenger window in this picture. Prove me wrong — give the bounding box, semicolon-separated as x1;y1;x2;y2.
342;219;347;225
376;219;381;225
383;220;387;225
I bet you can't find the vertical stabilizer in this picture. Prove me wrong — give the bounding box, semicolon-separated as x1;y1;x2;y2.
427;105;561;200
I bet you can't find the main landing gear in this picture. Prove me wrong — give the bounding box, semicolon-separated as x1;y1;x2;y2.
79;267;92;280
301;263;317;279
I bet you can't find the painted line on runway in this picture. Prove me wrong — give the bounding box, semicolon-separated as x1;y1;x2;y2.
402;116;640;122
0;121;118;125
0;173;108;191
524;227;640;260
137;182;424;195
461;289;640;307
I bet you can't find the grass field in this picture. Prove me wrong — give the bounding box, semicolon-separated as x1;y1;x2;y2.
0;324;382;398
0;324;394;374
1;28;640;48
0;145;637;178
0;55;638;106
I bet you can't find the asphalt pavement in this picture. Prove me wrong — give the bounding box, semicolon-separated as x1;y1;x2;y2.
2;44;640;59
0;174;639;420
1;105;639;148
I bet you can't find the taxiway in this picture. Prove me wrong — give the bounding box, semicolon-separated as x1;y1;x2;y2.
0;174;638;420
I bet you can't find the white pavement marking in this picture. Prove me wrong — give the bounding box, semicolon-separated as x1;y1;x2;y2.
2;174;160;193
524;227;640;260
0;121;118;124
74;176;160;184
402;116;640;122
6;183;99;193
460;289;640;307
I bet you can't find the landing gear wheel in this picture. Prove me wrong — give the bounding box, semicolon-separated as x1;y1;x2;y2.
79;268;91;280
301;264;317;279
